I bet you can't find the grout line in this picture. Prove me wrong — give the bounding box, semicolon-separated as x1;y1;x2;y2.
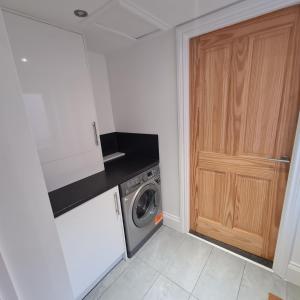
142;235;196;295
141;272;160;299
83;258;127;300
96;227;163;300
95;259;133;300
187;233;273;273
161;234;189;277
138;227;191;296
190;245;214;297
99;257;155;300
137;233;186;274
134;228;163;261
134;255;164;279
139;227;187;274
236;262;247;300
284;279;288;300
149;237;200;296
161;273;194;295
159;231;187;272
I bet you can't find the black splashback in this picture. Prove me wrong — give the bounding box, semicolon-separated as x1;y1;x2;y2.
117;132;159;159
100;132;159;160
100;132;118;157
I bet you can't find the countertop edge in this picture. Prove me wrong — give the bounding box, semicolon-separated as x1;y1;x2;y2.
50;158;159;218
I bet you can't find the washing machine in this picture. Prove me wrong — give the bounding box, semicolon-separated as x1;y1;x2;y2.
119;165;163;258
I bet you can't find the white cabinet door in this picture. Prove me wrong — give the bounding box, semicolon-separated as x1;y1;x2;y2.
55;187;126;300
4;12;104;191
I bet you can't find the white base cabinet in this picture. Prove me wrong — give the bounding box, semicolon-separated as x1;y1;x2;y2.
55;187;126;300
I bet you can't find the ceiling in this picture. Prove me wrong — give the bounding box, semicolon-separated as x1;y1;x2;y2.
0;0;241;54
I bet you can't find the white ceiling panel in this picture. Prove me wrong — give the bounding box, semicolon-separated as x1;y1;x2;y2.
126;0;241;26
83;23;136;54
0;0;110;31
0;0;243;54
90;1;159;39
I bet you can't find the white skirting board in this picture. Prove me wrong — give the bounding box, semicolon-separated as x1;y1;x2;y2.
286;262;300;286
163;212;182;232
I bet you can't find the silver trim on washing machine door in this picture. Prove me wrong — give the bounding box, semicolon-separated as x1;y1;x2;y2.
131;181;161;228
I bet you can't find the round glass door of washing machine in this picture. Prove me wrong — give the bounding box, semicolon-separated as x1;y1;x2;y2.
132;182;160;228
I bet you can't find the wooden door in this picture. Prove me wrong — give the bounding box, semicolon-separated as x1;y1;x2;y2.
190;6;300;260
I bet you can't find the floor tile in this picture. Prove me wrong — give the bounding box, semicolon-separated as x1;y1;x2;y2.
100;258;158;300
143;275;190;300
163;236;212;292
192;248;245;300
133;225;165;257
85;226;290;300
84;258;133;300
286;282;300;300
238;263;286;300
137;226;186;272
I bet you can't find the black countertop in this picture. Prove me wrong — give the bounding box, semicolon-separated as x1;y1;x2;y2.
49;155;159;218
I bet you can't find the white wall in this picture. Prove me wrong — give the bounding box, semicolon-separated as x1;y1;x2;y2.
292;221;300;266
0;9;73;300
287;120;300;284
88;50;115;134
272;113;300;285
284;120;300;285
107;30;181;227
288;219;300;285
0;252;18;300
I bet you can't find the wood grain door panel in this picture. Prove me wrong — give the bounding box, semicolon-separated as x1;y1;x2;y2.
195;169;227;223
190;6;300;260
240;27;292;157
193;154;278;258
190;44;232;154
193;171;276;257
195;217;264;256
233;175;271;236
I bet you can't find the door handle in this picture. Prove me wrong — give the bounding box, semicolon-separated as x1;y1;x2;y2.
92;121;99;146
114;192;120;216
267;156;290;163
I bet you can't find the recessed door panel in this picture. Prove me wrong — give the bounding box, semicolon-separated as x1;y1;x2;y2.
191;45;231;154
195;169;227;223
242;28;291;157
233;175;270;235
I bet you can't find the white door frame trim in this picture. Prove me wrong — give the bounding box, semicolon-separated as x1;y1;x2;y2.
176;0;300;279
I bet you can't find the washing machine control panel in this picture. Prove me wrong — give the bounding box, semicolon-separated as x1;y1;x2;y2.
128;177;141;188
143;170;154;181
120;165;160;196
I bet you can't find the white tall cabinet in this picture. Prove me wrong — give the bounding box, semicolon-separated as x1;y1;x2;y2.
55;187;126;300
4;12;104;191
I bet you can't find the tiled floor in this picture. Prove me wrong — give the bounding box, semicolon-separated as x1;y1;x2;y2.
84;226;300;300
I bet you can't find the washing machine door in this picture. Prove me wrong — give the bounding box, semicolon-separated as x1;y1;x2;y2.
132;182;160;228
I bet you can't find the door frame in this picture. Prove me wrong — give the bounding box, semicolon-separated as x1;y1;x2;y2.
176;0;300;278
